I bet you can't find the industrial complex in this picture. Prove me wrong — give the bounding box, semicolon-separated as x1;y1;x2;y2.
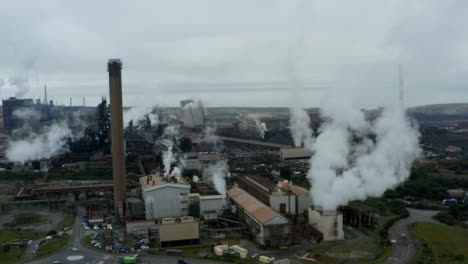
0;58;433;264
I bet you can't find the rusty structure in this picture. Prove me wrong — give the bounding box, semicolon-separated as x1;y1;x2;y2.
108;59;126;216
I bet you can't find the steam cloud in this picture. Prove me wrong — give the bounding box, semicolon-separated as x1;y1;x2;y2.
246;114;268;139
13;108;41;121
198;126;223;152
204;160;230;198
289;107;314;151
6;122;73;163
294;101;420;210
160;125;184;177
124;105;159;128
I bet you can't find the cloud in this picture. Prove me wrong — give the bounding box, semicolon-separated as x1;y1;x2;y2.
0;1;466;107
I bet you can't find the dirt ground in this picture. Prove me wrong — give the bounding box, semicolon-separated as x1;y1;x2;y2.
2;208;64;232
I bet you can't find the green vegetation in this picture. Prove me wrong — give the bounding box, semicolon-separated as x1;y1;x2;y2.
0;247;27;264
412;223;468;264
0;229;46;264
434;203;468;227
14;212;51;226
0;229;45;242
311;230;381;263
33;234;71;260
385;168;468;200
0;171;40;182
59;213;76;229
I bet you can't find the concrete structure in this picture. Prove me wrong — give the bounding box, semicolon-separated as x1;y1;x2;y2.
108;59;126;216
188;180;224;220
279;181;313;215
2;97;35;130
280;147;312;160
181;99;205;128
228;187;291;247
140;174;190;219
184;152;221;171
238;175;312;216
159;216;200;247
125;219;157;236
308;207;344;242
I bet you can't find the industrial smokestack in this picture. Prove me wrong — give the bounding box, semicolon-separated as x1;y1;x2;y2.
107;59;126;217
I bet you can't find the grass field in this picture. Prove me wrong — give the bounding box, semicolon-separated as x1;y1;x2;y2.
310;229;381;264
14;212;51;226
412;223;468;264
33;234;71;260
0;247;27;264
58;213;75;229
0;229;46;264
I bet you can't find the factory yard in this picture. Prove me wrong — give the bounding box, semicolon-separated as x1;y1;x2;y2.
0;206;75;264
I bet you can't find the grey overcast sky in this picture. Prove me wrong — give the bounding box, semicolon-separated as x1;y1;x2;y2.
0;0;466;108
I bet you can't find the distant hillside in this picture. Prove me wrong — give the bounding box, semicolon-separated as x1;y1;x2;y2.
408;103;468;124
408;103;468;115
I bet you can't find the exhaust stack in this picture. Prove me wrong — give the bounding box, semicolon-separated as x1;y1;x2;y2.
107;59;126;216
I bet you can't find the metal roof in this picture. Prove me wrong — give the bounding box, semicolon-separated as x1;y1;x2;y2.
227;187;288;225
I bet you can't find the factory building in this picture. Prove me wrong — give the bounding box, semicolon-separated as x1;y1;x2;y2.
279;147;312;160
181;99;205;128
125;216;200;247
159;216;200;247
184;152;221;171
188;180;224;220
140;174;191;219
238;175;313;216
2;97;35;130
308;207;344;242
227;187;291;247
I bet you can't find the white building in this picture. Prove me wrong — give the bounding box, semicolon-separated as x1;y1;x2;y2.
228;187;291;247
140;174;191;220
308;207;344;242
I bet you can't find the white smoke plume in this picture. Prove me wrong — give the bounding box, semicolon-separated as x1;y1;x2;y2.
160;125;185;177
204;160;230;198
253;118;268;139
6;122;73;163
198;126;223;152
13;108;41;121
289;107;314;151
302;102;420;210
192;175;200;183
124;105;158;128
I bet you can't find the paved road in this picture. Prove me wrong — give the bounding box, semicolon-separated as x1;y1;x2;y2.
24;207;226;264
384;208;440;264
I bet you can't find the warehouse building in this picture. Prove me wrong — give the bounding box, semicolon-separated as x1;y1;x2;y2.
280;147;312;160
140;174;191;219
159;216;200;247
227;187;291;247
125;216;200;247
238;175;313;216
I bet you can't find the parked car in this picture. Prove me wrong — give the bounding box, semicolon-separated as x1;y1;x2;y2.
27;240;33;245
46;236;53;240
178;260;189;264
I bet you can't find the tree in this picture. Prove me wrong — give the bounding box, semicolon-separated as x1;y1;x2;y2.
280;166;293;180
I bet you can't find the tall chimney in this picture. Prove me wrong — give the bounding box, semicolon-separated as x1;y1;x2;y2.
107;59;126;216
